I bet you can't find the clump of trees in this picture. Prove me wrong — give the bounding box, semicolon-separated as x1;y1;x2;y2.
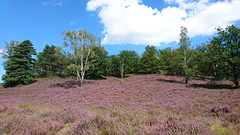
1;25;239;88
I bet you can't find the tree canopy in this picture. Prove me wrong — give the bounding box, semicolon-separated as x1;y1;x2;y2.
2;40;37;87
211;25;240;87
2;25;239;88
62;29;101;86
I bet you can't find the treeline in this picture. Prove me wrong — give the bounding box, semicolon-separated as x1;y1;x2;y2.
1;25;240;88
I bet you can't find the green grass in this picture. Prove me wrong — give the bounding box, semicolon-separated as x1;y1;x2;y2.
211;121;238;135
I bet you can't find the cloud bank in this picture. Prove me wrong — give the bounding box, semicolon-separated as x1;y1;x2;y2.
87;0;240;45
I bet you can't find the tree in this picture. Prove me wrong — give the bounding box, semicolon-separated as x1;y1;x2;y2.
157;47;174;73
140;45;159;74
54;46;72;78
108;54;120;77
195;41;223;77
118;50;140;76
62;29;100;86
35;45;58;77
179;26;191;83
168;49;184;76
2;40;37;87
213;25;240;87
85;45;109;79
1;40;19;60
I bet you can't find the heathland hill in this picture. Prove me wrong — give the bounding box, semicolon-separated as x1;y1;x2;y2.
0;74;240;134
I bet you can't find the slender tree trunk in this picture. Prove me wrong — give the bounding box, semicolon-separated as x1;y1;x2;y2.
233;66;239;88
74;48;81;82
234;77;239;88
76;70;80;80
80;49;84;86
80;74;84;87
79;33;84;87
213;65;216;76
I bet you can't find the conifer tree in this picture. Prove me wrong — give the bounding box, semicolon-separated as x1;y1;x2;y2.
35;45;57;77
2;40;37;87
85;45;109;79
140;45;159;74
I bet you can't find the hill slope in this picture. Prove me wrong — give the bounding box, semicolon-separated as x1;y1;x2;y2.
0;74;240;134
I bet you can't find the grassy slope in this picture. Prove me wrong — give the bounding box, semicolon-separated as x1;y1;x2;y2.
0;74;239;134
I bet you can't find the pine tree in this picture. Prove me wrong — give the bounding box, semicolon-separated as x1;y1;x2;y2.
35;45;57;77
140;45;159;74
2;40;37;87
85;45;109;79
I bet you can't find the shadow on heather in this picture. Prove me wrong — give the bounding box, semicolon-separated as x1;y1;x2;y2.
157;78;185;84
50;80;95;89
186;83;237;90
158;77;238;90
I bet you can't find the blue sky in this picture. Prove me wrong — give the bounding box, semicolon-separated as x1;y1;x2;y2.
1;0;240;82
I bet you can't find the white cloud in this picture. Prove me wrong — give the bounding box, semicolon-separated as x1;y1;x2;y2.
87;0;240;45
0;49;6;57
42;0;63;6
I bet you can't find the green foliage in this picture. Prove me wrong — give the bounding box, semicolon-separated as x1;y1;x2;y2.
86;45;109;79
216;25;240;87
202;25;240;87
107;50;139;78
2;26;238;88
140;45;159;74
108;54;120;77
35;45;58;77
2;40;37;87
0;40;19;60
210;121;237;135
179;26;191;83
157;47;174;72
168;49;183;75
119;78;123;84
195;43;213;76
54;46;72;78
118;50;140;76
62;29;100;86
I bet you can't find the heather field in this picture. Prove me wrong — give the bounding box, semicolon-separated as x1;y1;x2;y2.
0;74;240;135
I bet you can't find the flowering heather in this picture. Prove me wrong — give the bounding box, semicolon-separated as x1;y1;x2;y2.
0;74;240;134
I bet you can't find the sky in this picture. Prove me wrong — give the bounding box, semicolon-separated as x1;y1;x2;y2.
1;0;240;83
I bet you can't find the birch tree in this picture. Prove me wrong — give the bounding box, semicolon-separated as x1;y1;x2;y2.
179;26;191;84
120;60;124;83
62;29;100;86
1;40;19;61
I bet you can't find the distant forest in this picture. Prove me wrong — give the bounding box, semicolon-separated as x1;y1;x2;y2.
1;25;240;88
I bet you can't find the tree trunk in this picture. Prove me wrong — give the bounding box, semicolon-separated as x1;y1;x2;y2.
234;74;239;88
79;33;85;87
80;75;84;87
